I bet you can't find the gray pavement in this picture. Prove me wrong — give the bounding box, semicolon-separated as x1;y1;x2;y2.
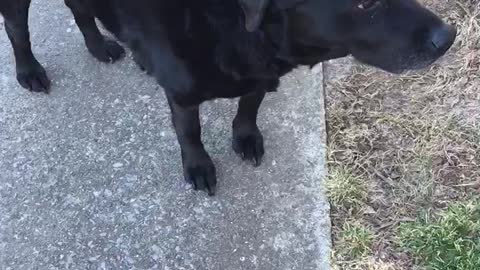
0;1;330;269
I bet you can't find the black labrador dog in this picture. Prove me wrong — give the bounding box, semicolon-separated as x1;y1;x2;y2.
1;0;456;195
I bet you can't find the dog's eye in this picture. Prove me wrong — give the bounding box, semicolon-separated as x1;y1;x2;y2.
357;0;381;11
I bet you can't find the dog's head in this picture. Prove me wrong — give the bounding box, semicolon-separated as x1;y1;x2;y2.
240;0;457;73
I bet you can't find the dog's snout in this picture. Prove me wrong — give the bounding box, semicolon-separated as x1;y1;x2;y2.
429;24;457;54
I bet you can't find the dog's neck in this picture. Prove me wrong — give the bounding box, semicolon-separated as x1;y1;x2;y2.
205;1;290;80
203;0;348;80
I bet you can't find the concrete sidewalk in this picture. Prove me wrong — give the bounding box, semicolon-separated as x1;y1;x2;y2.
0;1;330;269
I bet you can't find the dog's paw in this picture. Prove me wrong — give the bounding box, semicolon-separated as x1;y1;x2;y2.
233;125;264;167
183;154;217;196
16;63;50;93
88;39;125;63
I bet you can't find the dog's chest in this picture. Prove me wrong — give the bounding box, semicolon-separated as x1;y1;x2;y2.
211;78;279;99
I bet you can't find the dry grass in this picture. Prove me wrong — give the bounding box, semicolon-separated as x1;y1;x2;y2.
325;0;480;269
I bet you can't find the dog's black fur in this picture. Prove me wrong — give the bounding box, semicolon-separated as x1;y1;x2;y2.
1;0;50;92
0;0;125;92
1;0;456;195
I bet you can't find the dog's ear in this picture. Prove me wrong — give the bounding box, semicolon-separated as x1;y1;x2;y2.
239;0;270;32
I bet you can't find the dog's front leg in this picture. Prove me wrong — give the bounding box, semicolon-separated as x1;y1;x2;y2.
2;0;50;92
64;0;124;63
232;90;266;166
166;95;217;196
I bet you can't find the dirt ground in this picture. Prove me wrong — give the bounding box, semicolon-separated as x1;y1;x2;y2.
325;0;480;269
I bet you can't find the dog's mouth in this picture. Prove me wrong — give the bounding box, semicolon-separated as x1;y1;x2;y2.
351;43;454;74
275;42;350;66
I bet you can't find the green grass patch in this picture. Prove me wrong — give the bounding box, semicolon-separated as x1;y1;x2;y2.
326;167;368;211
398;201;480;270
337;221;374;259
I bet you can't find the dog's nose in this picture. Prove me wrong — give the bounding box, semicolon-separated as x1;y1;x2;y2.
429;24;457;54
